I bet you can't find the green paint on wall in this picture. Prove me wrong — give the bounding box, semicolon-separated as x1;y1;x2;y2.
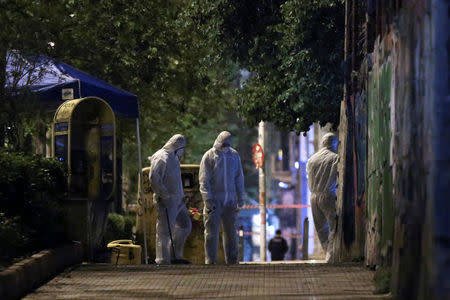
367;61;394;253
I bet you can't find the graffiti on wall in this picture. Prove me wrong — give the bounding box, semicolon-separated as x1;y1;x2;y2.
366;48;394;266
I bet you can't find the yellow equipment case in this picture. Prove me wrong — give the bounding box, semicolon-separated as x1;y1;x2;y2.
107;240;142;265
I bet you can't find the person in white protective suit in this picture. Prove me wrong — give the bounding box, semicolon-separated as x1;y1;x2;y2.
199;131;245;264
149;134;192;264
306;133;339;262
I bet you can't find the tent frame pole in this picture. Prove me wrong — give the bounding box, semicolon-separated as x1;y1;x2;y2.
136;118;148;264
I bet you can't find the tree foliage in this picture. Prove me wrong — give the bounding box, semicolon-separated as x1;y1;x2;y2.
0;0;69;150
0;0;344;204
193;0;345;133
47;0;237;157
1;1;235;153
0;0;257;202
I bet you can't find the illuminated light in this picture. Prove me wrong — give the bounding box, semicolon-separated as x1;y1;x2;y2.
239;228;244;238
58;157;64;162
278;182;289;189
294;161;300;169
278;149;283;161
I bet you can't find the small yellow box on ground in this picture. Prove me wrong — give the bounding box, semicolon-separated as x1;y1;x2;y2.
107;240;142;265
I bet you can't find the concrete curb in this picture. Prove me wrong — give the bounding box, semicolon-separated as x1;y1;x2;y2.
0;242;83;300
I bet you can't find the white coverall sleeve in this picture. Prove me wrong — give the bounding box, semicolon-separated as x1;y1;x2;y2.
235;155;245;207
149;157;170;201
199;152;214;205
329;155;339;190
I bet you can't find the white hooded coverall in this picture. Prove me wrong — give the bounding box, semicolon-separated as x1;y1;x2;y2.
306;133;339;261
149;134;192;264
199;131;245;264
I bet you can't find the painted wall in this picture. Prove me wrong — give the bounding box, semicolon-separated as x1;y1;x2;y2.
366;47;394;267
389;2;450;298
430;1;450;297
336;0;449;298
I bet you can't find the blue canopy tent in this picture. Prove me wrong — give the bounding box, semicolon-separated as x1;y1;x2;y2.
6;52;149;262
6;52;138;117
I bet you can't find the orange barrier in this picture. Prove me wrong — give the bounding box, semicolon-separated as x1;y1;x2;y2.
240;204;310;209
241;231;315;239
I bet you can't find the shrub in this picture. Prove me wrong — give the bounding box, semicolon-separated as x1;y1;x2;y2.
103;213;135;245
374;265;392;294
0;150;68;264
0;214;32;264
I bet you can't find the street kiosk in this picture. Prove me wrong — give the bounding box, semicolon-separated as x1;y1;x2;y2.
52;96;116;259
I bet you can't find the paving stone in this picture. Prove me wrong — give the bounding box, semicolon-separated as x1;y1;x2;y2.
24;262;390;299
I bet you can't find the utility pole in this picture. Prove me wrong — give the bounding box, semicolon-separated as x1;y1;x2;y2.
136;119;148;264
258;121;266;261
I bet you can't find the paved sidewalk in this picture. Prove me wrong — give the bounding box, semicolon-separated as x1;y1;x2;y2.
24;262;389;299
